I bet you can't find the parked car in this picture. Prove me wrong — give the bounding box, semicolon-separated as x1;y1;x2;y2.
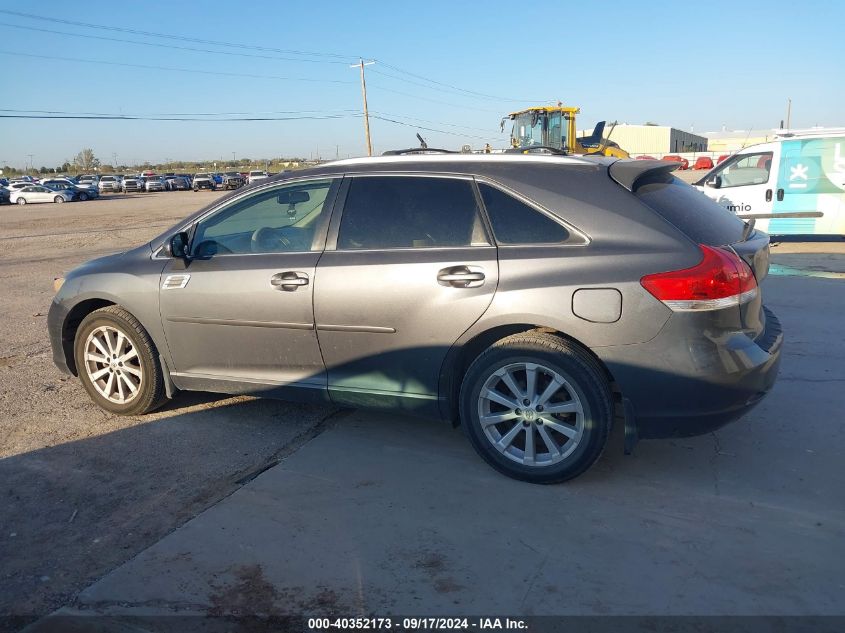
98;175;122;193
145;176;166;192
47;154;782;483
42;179;99;201
43;182;81;201
78;175;100;188
661;155;689;169
693;157;714;170
717;154;730;165
192;173;216;191
11;185;73;205
164;176;191;191
122;177;145;193
248;170;269;185
0;186;9;204
221;171;245;189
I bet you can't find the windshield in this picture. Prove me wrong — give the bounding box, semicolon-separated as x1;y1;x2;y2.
511;111;567;150
250;171;264;175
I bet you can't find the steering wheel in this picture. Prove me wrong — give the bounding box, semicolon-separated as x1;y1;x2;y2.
251;227;291;253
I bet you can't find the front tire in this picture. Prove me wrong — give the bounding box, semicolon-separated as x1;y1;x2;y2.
54;196;65;203
16;198;26;205
73;306;168;415
78;192;88;201
460;333;613;484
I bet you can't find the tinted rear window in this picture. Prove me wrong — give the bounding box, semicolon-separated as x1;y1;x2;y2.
635;176;745;245
338;176;486;250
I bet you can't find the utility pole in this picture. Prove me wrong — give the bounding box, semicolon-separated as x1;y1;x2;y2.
786;98;792;131
232;151;236;163
26;154;33;173
351;59;375;156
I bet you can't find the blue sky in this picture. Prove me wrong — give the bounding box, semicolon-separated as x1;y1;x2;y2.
1;0;843;167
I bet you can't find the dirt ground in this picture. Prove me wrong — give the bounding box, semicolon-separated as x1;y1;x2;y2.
0;191;337;620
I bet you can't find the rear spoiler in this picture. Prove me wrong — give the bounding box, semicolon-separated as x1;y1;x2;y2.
608;159;678;191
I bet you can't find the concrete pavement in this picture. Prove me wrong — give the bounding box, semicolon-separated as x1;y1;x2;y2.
26;271;845;629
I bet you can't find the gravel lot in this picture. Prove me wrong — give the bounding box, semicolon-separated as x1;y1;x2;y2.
0;192;337;619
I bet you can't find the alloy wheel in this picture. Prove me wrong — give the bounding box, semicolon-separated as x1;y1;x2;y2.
477;362;585;467
83;325;143;404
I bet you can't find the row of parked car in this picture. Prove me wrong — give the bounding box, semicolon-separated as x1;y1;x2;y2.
0;170;274;205
100;169;271;193
0;175;102;205
634;155;724;171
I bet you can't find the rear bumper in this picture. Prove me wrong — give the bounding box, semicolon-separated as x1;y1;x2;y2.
598;306;783;439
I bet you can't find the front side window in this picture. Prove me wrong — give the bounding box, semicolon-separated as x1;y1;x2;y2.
337;176;489;250
713;151;773;188
478;183;570;245
192;179;336;256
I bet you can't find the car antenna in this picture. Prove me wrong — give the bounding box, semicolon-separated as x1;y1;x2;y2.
416;133;428;149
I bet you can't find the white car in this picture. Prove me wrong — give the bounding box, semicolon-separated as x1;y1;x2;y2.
10;185;74;205
248;170;269;185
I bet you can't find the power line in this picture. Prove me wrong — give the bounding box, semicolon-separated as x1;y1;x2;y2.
372;64;547;103
0;9;548;104
366;82;506;113
369;115;500;142
0;108;361;117
0;113;358;122
0;50;356;84
0;9;354;61
369;111;503;134
0;23;352;65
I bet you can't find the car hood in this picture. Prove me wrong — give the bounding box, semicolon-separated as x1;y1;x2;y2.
65;243;152;281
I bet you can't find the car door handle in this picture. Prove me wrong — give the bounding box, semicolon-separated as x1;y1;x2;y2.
270;271;309;291
437;266;485;288
776;188;785;201
765;189;772;202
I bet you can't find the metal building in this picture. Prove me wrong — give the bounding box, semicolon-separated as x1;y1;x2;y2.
595;124;709;155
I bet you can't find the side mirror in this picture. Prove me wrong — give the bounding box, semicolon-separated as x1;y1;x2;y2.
706;175;722;189
168;232;190;259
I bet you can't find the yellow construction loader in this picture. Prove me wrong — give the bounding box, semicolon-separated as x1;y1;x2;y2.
502;105;629;158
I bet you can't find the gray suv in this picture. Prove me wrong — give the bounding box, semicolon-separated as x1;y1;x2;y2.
47;155;782;483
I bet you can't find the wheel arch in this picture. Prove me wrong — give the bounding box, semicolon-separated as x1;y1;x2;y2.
61;298;117;375
438;323;618;426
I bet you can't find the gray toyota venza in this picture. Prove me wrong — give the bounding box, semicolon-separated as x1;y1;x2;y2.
48;155;783;483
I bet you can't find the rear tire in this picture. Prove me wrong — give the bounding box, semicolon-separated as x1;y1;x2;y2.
460;332;613;484
73;306;168;416
16;198;26;205
78;192;88;201
54;196;65;203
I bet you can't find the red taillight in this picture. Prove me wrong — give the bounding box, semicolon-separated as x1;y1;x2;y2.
640;245;758;311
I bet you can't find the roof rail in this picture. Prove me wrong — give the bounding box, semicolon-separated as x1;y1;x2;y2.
504;146;567;156
381;148;458;156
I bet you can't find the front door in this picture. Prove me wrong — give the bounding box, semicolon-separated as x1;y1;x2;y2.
159;178;340;395
697;146;779;221
314;174;498;414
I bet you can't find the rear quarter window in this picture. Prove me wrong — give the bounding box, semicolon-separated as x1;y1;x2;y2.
478;183;570;244
634;176;746;245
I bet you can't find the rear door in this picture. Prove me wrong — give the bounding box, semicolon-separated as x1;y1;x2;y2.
314;174;498;413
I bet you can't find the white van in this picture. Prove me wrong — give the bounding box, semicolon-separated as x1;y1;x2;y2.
693;128;845;237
